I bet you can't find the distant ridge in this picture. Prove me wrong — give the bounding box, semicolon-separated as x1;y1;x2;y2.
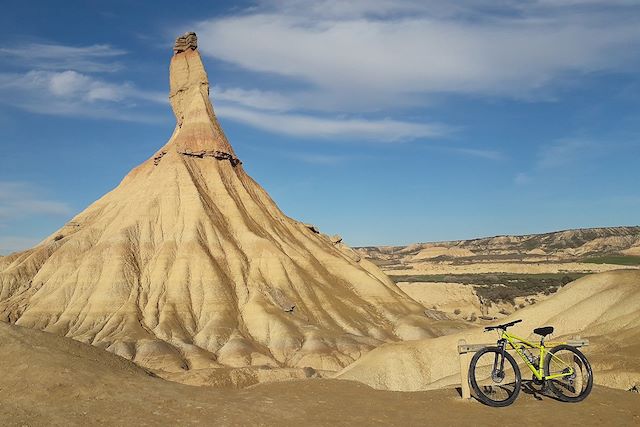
358;226;640;262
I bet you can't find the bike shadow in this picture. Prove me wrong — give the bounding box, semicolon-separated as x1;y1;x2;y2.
520;380;565;402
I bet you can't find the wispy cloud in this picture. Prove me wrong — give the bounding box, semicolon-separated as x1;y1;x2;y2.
212;85;294;112
514;172;531;185
450;148;506;161
0;43;126;73
0;40;166;122
195;0;640;109
537;138;596;168
216;104;446;142
0;181;73;220
0;70;166;121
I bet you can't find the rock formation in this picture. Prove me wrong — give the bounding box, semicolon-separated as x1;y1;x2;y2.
0;33;446;373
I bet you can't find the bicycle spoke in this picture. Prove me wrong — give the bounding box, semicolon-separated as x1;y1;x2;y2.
547;349;589;399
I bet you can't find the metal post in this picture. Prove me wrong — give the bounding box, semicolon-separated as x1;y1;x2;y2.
458;339;472;400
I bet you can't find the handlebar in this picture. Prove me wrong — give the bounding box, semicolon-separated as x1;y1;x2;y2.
484;319;522;332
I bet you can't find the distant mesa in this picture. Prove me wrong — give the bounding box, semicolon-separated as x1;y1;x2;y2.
0;33;453;376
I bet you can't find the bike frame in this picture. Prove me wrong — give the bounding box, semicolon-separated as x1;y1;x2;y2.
496;330;574;381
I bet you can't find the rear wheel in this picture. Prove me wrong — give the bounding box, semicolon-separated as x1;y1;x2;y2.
544;345;593;402
469;347;521;407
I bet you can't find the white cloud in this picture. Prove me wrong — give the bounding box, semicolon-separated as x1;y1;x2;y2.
212;85;294;111
0;43;126;72
0;39;167;121
216;105;446;141
0;70;166;121
194;1;640;109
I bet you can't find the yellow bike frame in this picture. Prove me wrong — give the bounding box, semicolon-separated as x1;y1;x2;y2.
500;331;574;381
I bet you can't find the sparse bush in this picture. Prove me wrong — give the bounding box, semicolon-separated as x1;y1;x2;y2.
469;313;477;322
453;308;461;315
303;366;317;378
518;303;525;309
53;234;64;241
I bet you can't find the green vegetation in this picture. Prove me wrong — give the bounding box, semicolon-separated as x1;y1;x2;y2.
391;273;588;304
581;255;640;266
390;273;585;285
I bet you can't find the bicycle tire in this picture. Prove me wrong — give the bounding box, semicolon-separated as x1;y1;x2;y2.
469;346;521;407
544;344;593;402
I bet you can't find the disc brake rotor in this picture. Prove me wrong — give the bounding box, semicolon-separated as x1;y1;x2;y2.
492;370;505;383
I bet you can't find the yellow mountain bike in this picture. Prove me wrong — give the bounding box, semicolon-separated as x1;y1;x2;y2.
468;319;593;407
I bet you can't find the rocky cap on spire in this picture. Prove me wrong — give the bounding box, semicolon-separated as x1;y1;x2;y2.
173;32;198;54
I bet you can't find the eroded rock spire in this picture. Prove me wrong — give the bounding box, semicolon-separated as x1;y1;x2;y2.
167;31;236;155
0;33;439;378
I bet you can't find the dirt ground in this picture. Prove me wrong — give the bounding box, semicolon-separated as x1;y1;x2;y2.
2;378;638;426
1;322;638;427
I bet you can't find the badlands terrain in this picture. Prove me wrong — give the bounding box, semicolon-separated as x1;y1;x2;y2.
358;226;640;320
1;32;639;425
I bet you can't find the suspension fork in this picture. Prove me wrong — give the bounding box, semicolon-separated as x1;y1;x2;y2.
493;338;507;373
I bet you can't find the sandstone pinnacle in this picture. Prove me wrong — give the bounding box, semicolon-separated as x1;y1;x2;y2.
0;33;447;375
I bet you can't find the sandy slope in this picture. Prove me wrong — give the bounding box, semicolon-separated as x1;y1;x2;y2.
1;322;638;426
338;270;640;392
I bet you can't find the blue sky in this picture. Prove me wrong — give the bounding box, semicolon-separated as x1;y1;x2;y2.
1;0;639;254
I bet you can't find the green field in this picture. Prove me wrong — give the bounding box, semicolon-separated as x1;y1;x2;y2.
389;273;586;284
391;273;588;304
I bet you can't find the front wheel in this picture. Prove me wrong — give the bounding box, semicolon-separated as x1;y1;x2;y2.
544;345;593;402
469;346;521;407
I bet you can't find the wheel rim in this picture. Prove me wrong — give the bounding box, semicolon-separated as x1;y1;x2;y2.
547;349;589;398
472;351;519;403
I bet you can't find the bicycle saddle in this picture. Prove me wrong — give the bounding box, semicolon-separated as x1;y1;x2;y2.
533;326;554;337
